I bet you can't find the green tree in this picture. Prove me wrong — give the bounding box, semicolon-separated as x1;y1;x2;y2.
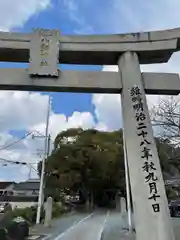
40;128;125;206
155;137;180;175
38;128;180;206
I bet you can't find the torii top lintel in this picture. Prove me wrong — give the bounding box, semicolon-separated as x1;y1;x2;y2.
1;27;180;65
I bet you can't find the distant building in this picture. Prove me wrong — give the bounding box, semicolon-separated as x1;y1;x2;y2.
0;179;40;209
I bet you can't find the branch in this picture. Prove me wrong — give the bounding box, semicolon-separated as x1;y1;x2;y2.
150;96;180;143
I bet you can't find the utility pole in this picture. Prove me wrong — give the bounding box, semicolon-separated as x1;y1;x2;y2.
36;95;51;224
27;162;39;180
47;134;51;157
28;164;32;180
42;134;51;206
33;133;51;217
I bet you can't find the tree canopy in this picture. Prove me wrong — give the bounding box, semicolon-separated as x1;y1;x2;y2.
39;128;125;206
38;128;180;206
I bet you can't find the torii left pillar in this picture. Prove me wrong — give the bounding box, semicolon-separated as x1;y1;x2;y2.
119;51;175;240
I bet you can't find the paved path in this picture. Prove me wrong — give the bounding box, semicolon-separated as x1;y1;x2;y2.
50;211;109;240
30;212;92;239
29;211;180;240
101;211;135;240
101;212;180;240
172;218;180;240
30;211;111;240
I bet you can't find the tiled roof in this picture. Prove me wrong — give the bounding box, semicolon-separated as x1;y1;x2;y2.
13;180;40;191
0;182;14;189
0;196;38;202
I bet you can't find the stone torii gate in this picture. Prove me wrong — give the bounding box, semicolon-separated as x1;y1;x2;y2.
1;28;180;239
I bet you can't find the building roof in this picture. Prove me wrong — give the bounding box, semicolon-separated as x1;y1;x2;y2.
0;196;38;202
13;180;40;191
0;182;14;189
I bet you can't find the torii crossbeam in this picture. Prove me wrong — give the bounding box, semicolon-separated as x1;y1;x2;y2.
1;28;180;240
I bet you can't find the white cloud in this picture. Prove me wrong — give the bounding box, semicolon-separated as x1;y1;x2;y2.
31;111;95;140
92;93;121;130
61;0;94;34
0;0;51;31
95;122;108;132
0;91;50;131
110;0;180;33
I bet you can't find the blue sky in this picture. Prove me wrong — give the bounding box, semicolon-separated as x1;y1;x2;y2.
11;0;109;130
0;0;180;181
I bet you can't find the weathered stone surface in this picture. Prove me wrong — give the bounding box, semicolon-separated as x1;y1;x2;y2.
0;28;180;64
119;52;174;240
44;197;52;227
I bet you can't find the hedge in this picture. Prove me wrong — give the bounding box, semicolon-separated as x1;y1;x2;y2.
4;202;69;228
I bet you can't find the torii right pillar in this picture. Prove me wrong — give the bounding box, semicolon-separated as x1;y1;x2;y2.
119;51;175;240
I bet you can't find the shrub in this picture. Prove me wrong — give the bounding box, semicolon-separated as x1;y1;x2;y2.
9;205;45;225
52;202;69;218
3;201;70;229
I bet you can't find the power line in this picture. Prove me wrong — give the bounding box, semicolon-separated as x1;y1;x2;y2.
0;131;34;151
0;129;51;179
0;157;36;165
0;157;38;172
0;129;52;153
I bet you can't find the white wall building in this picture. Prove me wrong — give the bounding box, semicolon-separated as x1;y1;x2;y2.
0;179;40;209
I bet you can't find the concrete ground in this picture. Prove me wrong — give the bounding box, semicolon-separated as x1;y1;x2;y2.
172;218;180;240
30;212;91;239
30;211;110;240
29;211;180;240
101;213;180;240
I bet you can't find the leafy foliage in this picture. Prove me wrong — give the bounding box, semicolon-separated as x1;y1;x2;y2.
4;202;68;229
156;137;180;174
39;128;180;206
39;128;125;206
